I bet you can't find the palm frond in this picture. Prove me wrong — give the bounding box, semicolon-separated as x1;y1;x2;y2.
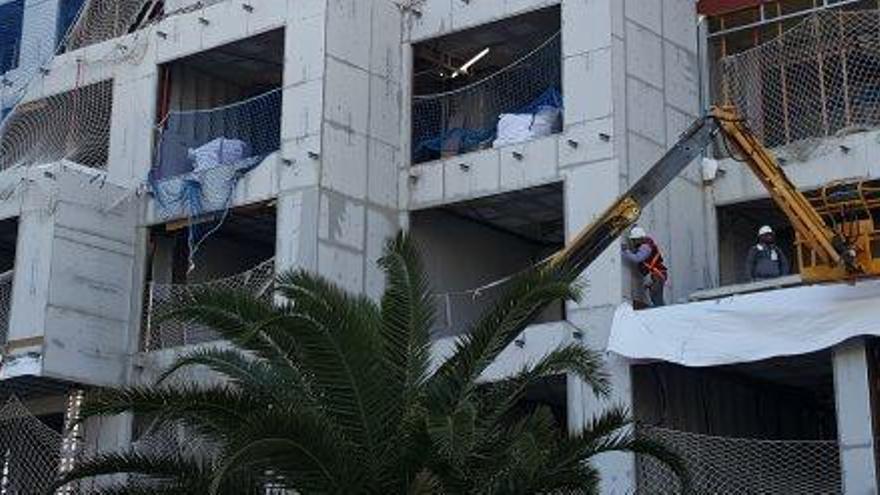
52;451;209;491
528;344;609;396
157;346;310;403
408;469;445;495
428;264;581;412
80;386;256;439
212;407;363;493
161;288;300;371
378;233;435;413
426;401;478;468
271;269;395;466
544;407;689;490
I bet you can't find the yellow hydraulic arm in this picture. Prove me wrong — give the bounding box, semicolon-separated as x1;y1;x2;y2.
550;105;864;283
712;106;857;274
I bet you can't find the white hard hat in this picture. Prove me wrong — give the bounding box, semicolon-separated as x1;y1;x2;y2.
758;225;774;236
629;226;647;240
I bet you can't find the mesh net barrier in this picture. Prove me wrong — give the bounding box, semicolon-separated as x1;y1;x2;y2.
0;80;113;170
0;396;65;495
149;88;282;265
411;32;562;164
0;0;215;172
130;420;291;492
722;9;880;158
63;0;158;52
143;257;275;351
636;425;843;494
0;0;155;171
0;271;13;347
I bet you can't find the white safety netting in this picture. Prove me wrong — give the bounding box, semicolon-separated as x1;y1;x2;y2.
0;0;218;172
149;88;282;266
722;9;880;157
143;257;275;351
411;32;562;164
637;425;843;494
0;396;66;495
130;419;290;492
63;0;160;52
0;80;113;170
0;271;12;347
0;0;152;171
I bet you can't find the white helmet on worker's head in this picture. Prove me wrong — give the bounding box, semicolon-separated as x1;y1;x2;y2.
629;226;648;240
758;225;774;237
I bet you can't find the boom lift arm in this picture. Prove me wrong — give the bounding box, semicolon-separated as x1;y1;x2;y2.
550;106;861;282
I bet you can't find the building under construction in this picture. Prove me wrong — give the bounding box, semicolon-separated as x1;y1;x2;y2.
0;0;878;492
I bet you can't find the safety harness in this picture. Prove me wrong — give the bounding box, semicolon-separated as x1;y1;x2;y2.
639;238;668;282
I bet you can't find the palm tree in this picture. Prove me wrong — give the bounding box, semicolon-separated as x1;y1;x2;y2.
54;233;685;494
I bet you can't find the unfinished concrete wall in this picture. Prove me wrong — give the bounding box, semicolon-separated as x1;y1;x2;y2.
613;0;711;303
41;167;139;387
282;0;403;300
0;164;139;388
164;65;247;113
713;129;880;205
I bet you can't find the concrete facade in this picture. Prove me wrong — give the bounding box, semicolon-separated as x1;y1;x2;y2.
0;0;878;492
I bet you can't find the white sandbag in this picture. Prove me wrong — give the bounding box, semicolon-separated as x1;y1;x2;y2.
493;106;561;147
493;113;534;147
529;106;561;137
188;137;249;172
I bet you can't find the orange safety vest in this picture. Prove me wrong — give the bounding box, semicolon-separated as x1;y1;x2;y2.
639;238;668;281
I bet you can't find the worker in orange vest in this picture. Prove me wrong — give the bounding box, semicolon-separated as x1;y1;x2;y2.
622;226;668;307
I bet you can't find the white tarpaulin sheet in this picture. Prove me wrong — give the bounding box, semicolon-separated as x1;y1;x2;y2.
608;279;880;367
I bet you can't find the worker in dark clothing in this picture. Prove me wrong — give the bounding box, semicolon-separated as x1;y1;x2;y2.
746;225;789;281
622;226;668;307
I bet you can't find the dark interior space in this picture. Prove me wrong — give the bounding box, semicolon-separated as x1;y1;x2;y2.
147;202;276;285
412;183;565;337
413;7;560;95
717;198;797;285
0;217;17;273
633;350;837;441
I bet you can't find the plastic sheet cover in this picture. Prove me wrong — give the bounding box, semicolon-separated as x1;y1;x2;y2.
608;279;880;366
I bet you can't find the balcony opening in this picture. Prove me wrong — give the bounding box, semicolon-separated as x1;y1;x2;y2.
0;218;16;346
149;28;283;265
411;183;564;337
633;351;840;493
143;202;276;351
0;80;113;170
152;28;283;181
717;199;797;286
411;6;561;164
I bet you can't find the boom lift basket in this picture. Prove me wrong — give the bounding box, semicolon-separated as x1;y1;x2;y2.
797;179;880;282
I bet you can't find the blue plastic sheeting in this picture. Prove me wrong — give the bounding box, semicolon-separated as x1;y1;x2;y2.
413;87;563;161
0;0;25;75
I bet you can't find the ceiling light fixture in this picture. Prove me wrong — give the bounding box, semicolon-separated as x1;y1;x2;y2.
451;47;490;79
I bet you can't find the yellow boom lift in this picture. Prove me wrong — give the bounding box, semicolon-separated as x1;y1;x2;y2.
551;105;880;284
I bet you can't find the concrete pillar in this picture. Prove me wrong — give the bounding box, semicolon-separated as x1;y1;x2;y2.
833;338;879;495
7;190;53;344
